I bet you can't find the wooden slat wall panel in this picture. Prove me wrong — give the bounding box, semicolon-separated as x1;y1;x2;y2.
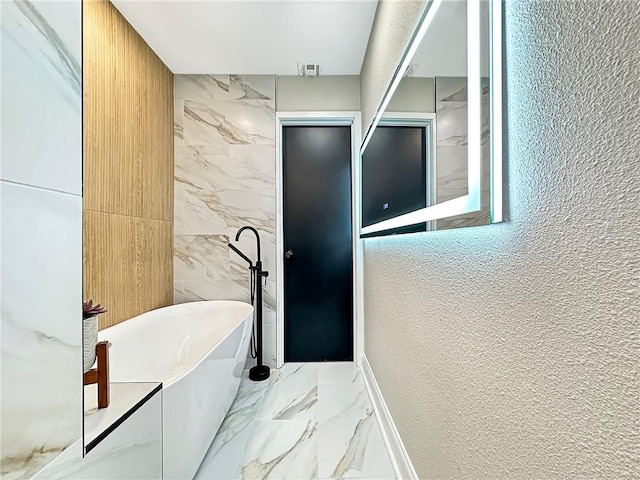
83;0;174;329
136;217;173;320
83;211;136;330
84;212;173;330
83;0;173;221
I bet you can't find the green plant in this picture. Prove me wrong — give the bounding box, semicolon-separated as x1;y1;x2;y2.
83;300;107;320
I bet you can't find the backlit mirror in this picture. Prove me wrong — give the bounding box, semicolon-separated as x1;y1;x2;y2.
360;0;502;236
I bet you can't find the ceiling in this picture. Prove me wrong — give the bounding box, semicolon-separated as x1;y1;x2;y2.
411;0;490;78
111;0;379;75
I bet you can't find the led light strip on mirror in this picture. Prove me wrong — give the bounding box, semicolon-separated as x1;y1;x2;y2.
361;0;444;154
360;0;503;236
491;0;503;223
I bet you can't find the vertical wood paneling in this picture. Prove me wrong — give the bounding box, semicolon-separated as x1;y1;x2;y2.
84;212;173;330
136;217;173;319
83;0;173;221
84;211;137;330
83;0;173;329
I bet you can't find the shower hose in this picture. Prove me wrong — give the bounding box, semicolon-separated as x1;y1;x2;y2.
249;267;258;359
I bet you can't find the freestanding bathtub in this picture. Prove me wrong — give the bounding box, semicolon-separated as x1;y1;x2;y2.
98;301;254;480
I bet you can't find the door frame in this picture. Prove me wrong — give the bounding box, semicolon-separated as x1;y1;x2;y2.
275;111;363;368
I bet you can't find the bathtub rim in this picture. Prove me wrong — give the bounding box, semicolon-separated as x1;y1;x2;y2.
99;300;254;388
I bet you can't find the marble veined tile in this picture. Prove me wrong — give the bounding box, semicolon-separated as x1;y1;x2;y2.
195;372;269;480
241;420;318;480
436;100;468;146
183;278;251;304
230;75;276;100
184;99;275;147
175;74;231;100
231;370;273;414
317;362;363;387
174;187;186;233
229;229;275;278
258;363;318;421
261;320;278;369
435;77;467;102
175;99;184;145
174;280;185;304
176;143;231;193
174;235;230;281
228;145;276;189
318;383;394;479
436;146;468;204
437;208;491;230
34;392;162;480
229;228;277;314
1;182;82;477
245;306;277;370
1;1;81;194
481;87;491;149
182;189;276;236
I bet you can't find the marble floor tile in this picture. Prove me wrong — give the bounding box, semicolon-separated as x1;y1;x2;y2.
195;372;269;480
317;362;363;387
196;364;395;480
241;420;318;480
257;363;318;421
318;383;394;479
231;371;273;415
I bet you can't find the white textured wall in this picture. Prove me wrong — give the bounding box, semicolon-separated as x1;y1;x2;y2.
276;76;360;111
363;0;640;478
360;0;429;135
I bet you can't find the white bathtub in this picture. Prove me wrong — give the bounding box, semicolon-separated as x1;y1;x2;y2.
98;301;254;480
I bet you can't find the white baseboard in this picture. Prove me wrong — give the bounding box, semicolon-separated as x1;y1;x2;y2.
361;354;418;480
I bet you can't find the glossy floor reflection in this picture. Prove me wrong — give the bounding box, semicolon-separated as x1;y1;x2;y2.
194;362;396;480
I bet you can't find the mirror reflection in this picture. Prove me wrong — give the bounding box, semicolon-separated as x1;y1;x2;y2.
361;0;498;236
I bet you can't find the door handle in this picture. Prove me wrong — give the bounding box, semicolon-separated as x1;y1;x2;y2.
285;250;294;259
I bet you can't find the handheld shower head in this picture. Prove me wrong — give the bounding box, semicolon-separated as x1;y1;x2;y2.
228;243;253;267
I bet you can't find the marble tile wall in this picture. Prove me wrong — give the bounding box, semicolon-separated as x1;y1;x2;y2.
1;1;83;478
174;75;278;367
435;76;491;230
33;390;163;480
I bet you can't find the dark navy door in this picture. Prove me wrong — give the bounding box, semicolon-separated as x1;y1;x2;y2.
283;126;353;362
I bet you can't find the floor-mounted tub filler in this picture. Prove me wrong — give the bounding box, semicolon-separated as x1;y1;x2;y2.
98;300;254;480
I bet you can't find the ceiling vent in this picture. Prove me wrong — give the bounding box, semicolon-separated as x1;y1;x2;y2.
298;62;322;77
